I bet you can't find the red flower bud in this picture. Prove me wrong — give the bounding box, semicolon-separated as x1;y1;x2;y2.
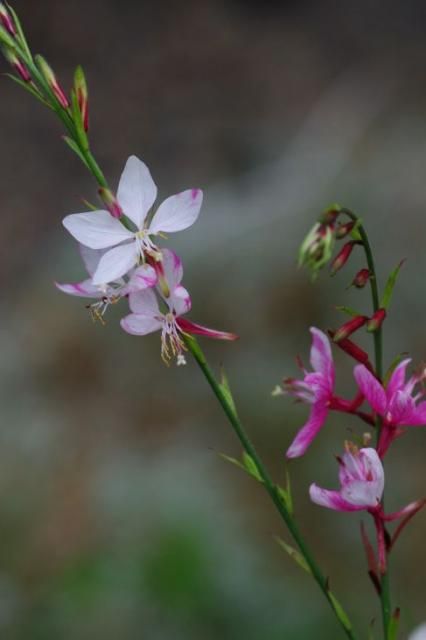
0;4;16;36
333;315;368;343
98;187;123;219
36;55;69;108
330;241;357;276
352;268;370;289
328;331;372;368
319;205;340;226
367;308;386;332
2;46;30;81
336;221;355;239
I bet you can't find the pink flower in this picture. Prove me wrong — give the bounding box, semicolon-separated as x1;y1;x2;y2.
310;446;384;512
56;244;157;320
354;360;426;455
121;249;238;363
62;156;203;285
284;328;335;458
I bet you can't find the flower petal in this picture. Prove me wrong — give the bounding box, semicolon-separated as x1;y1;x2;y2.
117;155;157;228
169;285;191;316
386;358;411;402
63;211;133;249
92;242;138;285
120;313;162;336
177;317;238;340
160;248;184;289
285;403;328;459
341;479;382;508
125;264;157;293
79;245;106;277
403;400;426;426
354;364;387;415
309;485;360;512
149;189;203;234
128;288;160;315
309;327;335;390
55;278;100;298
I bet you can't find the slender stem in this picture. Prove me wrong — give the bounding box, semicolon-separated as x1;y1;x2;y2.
184;334;356;639
340;209;391;638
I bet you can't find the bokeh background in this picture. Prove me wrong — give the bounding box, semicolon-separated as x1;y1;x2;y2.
1;0;426;637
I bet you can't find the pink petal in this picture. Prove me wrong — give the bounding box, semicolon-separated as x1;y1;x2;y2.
128;288;160;315
353;365;387;415
117;155;158;228
309;485;360;512
92;242;138;285
386;358;411;402
63;211;133;249
55;278;100;298
149;189;203;234
309;327;335;390
125;264;157;293
120;313;163;336
403;400;426;426
160;248;184;289
341;479;382;508
285;403;328;459
79;245;106;277
177;317;238;340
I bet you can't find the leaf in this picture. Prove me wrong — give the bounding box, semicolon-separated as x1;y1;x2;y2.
5;73;51;107
277;469;293;514
274;536;311;575
335;305;364;318
242;452;262;482
349;218;363;241
62;136;91;171
328;592;353;633
219;453;244;472
380;260;405;310
219;367;238;419
388;608;400;640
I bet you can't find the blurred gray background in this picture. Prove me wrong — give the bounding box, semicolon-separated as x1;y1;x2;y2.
0;0;426;637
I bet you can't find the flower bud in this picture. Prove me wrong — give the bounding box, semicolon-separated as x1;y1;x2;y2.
0;3;15;36
330;241;357;276
333;315;367;343
299;223;335;276
2;46;30;81
98;187;123;219
352;268;370;289
328;330;372;367
367;308;386;333
335;221;355;239
36;55;69;108
74;65;88;132
319;205;340;226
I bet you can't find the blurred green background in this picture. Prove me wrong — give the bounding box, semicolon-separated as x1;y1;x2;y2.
0;0;426;637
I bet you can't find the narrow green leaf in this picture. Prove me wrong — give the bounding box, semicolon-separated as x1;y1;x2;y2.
335;305;363;318
5;73;51;107
219;452;244;472
274;536;312;575
380;260;405;310
242;452;262;482
70;88;89;151
388;608;400;640
82;199;99;211
349;218;363;241
328;592;353;632
219;367;238;419
0;24;15;48
5;3;32;60
62;136;91;171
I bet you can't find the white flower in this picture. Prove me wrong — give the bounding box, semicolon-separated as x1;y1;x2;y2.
62;155;203;286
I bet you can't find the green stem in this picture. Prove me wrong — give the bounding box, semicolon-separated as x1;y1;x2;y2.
340;209;391;638
184;334;356;640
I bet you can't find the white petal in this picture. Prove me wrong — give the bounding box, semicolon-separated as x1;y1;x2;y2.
170;285;191;316
92;242;138;285
125;264;157;293
121;313;163;336
63;211;133;249
160;248;183;289
149;189;203;234
128;288;160;315
79;245;106;277
55;278;100;298
117;155;157;228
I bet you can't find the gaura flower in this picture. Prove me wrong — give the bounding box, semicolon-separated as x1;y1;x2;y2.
310;446;384;512
62;155;203;286
56;244;157;320
354;359;426;455
283;328;335;459
121;249;238;363
408;623;426;640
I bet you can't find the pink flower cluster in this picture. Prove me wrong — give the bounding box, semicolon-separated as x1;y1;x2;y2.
58;156;237;363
